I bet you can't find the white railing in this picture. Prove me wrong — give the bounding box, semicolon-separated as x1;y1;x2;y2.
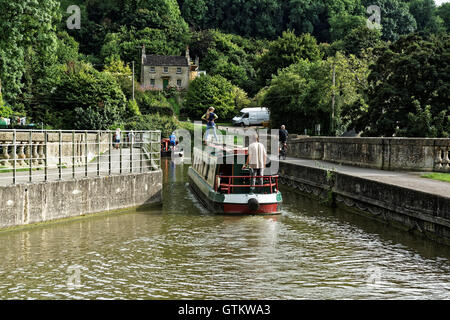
0;129;161;185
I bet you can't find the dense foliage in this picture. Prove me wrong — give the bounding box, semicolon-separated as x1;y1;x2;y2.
363;34;449;137
183;75;238;120
0;0;448;137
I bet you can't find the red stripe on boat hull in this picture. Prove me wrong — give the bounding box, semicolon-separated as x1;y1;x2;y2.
222;203;280;215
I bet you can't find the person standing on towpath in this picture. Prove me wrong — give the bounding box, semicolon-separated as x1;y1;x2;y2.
201;107;218;143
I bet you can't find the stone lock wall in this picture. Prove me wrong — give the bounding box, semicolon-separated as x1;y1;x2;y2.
0;171;163;229
278;161;450;245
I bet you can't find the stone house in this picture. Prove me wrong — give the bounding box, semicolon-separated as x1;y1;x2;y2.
140;46;200;90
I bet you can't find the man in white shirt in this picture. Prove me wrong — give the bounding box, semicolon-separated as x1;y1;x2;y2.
244;134;267;192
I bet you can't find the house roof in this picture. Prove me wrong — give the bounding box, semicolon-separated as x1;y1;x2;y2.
143;55;189;67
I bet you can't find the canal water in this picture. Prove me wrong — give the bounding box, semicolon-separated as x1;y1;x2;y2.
0;159;449;300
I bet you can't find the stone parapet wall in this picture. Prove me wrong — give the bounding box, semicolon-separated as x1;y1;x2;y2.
0;131;109;168
288;137;450;172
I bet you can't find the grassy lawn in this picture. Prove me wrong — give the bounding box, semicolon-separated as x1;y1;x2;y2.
421;172;450;183
216;122;233;127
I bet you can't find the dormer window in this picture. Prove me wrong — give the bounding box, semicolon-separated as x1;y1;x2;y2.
150;66;155;73
163;67;168;73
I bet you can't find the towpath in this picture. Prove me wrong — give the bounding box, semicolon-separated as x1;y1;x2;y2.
278;157;449;199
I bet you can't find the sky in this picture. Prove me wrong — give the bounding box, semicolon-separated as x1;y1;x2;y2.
435;0;450;5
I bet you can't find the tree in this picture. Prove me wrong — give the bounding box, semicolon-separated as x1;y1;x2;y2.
285;0;365;43
409;0;445;35
261;60;332;135
261;51;371;136
103;56;135;100
364;34;449;137
329;14;367;42
330;25;382;57
189;30;265;95
55;31;80;65
182;0;208;30
183;75;237;120
256;31;323;86
328;51;371;134
436;3;450;32
362;0;417;41
186;0;283;39
35;62;127;129
0;0;60;106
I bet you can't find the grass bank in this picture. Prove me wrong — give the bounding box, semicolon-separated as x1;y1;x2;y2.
421;173;450;183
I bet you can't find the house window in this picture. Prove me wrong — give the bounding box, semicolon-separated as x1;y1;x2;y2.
150;79;155;86
163;67;168;73
150;67;155;73
177;80;182;87
177;67;182;74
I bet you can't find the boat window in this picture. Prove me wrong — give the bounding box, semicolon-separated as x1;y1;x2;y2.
197;158;203;174
203;159;209;178
194;155;199;171
196;154;201;171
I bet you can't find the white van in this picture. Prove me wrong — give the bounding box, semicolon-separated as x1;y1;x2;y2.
232;108;270;127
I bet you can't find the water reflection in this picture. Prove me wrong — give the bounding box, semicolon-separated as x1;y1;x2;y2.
0;159;449;299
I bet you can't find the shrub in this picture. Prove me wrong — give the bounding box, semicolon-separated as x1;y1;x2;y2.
136;91;174;116
124;114;178;138
183;75;237;120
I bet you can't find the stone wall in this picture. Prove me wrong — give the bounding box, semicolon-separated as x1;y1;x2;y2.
279;162;450;245
0;171;162;229
288;137;450;172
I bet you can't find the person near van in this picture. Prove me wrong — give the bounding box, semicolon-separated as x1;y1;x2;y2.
201;107;218;143
244;134;267;192
279;125;288;146
114;128;121;149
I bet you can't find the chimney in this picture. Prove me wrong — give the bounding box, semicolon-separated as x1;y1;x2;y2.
141;44;146;84
185;46;190;65
141;45;147;65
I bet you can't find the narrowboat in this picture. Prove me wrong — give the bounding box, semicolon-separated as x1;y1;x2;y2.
161;138;183;158
161;138;172;157
188;144;282;215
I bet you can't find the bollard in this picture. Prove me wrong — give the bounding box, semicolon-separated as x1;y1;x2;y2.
12;129;16;185
108;130;111;175
59;130;62;180
72;131;75;179
120;131;123;174
97;131;100;176
45;131;48;182
85;131;88;177
130;131;133;173
29;131;32;182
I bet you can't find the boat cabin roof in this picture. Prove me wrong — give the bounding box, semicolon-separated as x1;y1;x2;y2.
195;143;248;159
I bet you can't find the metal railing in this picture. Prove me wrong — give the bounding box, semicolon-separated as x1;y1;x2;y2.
0;129;161;185
216;175;279;194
